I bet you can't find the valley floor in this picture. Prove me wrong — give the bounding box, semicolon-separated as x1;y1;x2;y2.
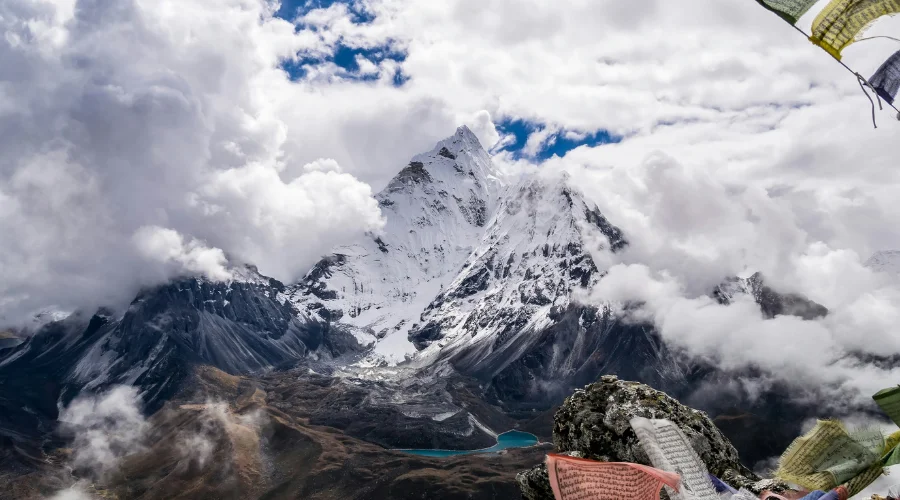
0;365;552;500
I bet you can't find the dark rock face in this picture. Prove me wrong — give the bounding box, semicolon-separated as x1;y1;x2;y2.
454;193;488;227
438;146;457;160
584;205;628;252
0;271;361;466
409;322;443;351
517;376;767;500
373;237;389;253
473;306;686;408
386;161;433;192
302;255;348;301
714;272;828;320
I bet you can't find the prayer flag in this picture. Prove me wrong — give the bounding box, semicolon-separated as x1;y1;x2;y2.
545;454;681;500
775;420;881;491
630;417;720;500
810;0;900;60
756;0;821;24
870;50;900;104
842;463;883;496
874;385;900;427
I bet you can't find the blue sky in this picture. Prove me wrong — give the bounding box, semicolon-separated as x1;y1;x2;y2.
276;0;366;22
494;118;621;160
277;1;408;85
277;2;618;160
281;44;408;84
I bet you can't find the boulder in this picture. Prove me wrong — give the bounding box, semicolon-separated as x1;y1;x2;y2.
517;375;786;499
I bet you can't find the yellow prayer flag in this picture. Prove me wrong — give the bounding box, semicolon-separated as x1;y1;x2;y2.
810;0;900;59
843;462;885;496
881;430;900;467
775;420;882;491
884;430;900;453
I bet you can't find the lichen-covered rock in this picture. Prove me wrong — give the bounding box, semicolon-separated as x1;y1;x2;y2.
517;375;781;500
517;462;554;500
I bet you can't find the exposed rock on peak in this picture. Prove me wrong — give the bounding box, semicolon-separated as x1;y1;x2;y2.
438;146;456;160
517;376;772;500
385;161;433;192
714;272;828;320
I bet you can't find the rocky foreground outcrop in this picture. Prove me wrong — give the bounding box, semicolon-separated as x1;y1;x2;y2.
518;375;786;499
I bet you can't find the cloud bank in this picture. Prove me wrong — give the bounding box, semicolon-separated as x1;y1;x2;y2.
575;151;900;406
0;0;385;325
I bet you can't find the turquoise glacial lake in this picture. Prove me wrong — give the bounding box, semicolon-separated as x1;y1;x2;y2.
398;430;539;457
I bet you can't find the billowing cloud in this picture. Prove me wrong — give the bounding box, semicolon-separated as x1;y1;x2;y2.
58;386;149;481
132;226;232;282
3;0;900;407
575;150;900;406
0;0;386;325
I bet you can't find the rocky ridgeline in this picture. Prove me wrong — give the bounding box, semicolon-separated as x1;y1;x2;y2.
517;375;788;499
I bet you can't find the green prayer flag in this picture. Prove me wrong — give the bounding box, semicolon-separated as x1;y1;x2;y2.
873;386;900;427
882;445;900;466
881;431;900;466
755;0;821;24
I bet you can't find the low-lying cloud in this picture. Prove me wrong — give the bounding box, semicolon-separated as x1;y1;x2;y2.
566;151;900;408
51;386;271;498
57;386;149;481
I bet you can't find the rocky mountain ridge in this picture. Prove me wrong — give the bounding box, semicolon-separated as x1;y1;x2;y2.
0;126;861;498
0;267;362;468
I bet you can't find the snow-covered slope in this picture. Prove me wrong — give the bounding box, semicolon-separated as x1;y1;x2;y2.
290;127;687;403
414;173;686;402
288;126;505;362
409;173;624;353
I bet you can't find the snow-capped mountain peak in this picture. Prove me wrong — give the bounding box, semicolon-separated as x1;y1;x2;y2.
406;171;630;375
2;126;686;430
289;127;508;363
288;126;646;399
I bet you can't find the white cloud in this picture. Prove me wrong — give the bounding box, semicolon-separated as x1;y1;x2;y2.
588;259;900;406
47;483;94;500
3;0;900;403
0;0;386;324
58;386;148;481
132;226;232;282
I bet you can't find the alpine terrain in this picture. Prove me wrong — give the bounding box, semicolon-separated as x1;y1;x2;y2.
0;127;858;499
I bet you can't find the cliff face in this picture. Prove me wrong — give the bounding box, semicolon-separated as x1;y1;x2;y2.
517;376;788;500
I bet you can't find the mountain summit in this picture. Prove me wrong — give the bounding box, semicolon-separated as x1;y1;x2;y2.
288;125;507;361
289;128;684;404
